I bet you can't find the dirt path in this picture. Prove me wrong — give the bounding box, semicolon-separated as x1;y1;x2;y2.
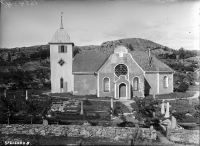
118;100;135;112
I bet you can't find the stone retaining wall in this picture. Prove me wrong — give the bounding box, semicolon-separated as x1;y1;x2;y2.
167;127;199;144
0;124;156;141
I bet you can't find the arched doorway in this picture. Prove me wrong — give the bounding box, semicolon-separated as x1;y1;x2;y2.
119;83;126;98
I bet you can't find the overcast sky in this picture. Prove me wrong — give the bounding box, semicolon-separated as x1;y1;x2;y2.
1;0;199;50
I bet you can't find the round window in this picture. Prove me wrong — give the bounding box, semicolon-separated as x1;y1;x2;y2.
115;64;128;77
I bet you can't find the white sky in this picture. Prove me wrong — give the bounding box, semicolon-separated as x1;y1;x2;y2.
0;0;199;50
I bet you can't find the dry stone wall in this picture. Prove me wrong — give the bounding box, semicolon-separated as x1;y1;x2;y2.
167;127;199;144
0;124;156;141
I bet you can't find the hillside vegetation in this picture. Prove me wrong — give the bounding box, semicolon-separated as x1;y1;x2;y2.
0;38;199;92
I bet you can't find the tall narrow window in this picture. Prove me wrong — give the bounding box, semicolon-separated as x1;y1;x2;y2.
103;77;109;92
133;77;139;91
61;46;64;53
60;78;63;89
163;76;168;88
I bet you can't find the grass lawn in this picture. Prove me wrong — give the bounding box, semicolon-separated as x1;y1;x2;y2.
50;96;130;113
50;92;118;101
167;99;199;123
169;99;197;113
188;84;199;91
83;100;130;113
145;92;195;100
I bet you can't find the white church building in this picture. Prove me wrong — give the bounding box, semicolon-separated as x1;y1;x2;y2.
49;15;174;99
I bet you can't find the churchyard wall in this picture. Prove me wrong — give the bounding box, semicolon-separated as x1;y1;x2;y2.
0;124;157;141
167;127;199;144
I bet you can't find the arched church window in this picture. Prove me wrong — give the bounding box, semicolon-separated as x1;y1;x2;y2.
103;77;109;92
115;64;128;77
163;76;168;88
133;77;139;91
60;78;63;89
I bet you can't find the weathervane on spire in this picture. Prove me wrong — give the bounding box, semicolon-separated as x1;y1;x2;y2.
60;12;64;29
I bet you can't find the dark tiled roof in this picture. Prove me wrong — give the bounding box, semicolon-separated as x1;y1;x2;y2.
73;49;173;72
73;50;111;72
129;51;173;72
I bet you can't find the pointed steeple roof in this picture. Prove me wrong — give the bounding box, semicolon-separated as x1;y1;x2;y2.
50;12;71;43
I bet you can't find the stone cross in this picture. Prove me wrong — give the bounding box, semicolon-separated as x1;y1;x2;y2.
171;116;177;129
26;90;28;100
80;100;84;115
164;102;170;118
161;100;165;115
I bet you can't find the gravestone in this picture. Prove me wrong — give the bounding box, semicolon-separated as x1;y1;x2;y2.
150;125;154;131
43;119;48;126
164;102;170;118
171;116;177;129
161;100;165;115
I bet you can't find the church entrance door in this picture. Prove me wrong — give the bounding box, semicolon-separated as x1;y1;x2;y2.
119;83;126;98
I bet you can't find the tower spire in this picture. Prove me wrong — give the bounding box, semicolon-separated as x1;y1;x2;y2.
60;12;64;29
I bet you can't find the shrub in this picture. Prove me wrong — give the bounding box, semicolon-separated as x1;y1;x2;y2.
172;111;198;123
117;121;135;127
131;97;161;126
83;99;92;106
113;101;123;116
175;82;189;92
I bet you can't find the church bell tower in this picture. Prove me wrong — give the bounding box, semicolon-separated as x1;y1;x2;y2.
49;13;74;93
